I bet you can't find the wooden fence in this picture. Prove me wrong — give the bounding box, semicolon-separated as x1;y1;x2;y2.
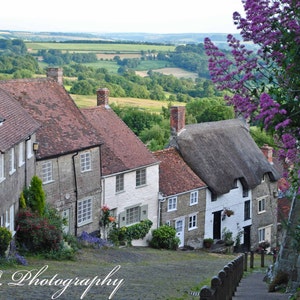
199;251;269;300
199;254;244;300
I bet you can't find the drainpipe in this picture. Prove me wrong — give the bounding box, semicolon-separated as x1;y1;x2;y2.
24;136;31;188
158;192;165;228
72;152;79;236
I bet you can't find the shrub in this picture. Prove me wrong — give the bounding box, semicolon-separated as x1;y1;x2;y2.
23;176;45;215
150;225;180;250
16;208;62;254
0;227;12;257
125;219;153;245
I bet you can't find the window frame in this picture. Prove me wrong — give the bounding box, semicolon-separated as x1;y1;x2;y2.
258;227;266;242
126;206;140;225
18;142;25;167
0;153;5;182
80;151;92;173
26;139;33;159
136;168;146;187
244;200;251;220
77;198;93;226
190;190;198;206
188;213;197;230
167;197;177;212
116;174;124;193
9;147;16;175
258;198;266;213
42;160;53;184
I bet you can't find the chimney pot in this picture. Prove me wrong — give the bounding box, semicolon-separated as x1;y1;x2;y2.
261;144;273;164
46;67;63;85
170;106;185;135
97;88;110;107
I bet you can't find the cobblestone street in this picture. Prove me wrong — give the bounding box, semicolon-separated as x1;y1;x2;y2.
0;247;237;300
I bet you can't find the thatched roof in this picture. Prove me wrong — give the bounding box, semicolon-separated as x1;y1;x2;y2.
174;119;280;195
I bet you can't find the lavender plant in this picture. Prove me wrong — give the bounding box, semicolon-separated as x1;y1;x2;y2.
204;0;300;288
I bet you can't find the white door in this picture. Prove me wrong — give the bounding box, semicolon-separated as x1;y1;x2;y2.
62;209;70;234
175;218;185;247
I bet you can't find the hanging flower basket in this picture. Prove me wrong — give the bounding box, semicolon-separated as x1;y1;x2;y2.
224;209;234;217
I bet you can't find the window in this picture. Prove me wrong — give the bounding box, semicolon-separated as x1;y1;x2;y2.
9;148;15;175
80;152;91;172
232;179;238;189
244;200;251;220
26;139;33;159
0;153;4;182
42;161;53;183
188;214;197;230
77;198;93;226
211;192;217;202
168;197;177;211
116;174;124;193
258;198;266;213
136;168;146;186
258;228;265;242
190;191;198;205
119;205;148;226
243;186;249;197
19;142;25;167
126;206;140;224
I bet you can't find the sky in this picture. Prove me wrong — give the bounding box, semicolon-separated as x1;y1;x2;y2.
0;0;245;34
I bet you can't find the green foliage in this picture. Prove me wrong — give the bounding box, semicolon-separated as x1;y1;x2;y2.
16;208;63;254
23;175;46;215
250;126;276;148
149;225;180;250
108;223;127;246
125;219;153;244
0;227;12;257
19;191;26;209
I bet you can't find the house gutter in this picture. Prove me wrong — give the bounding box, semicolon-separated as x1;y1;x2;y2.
72;151;79;236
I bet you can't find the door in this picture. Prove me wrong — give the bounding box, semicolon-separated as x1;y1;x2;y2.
175;218;185;247
243;225;251;252
213;211;222;240
62;208;70;234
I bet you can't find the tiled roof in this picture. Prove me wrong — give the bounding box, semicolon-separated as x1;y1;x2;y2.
0;78;102;159
82;105;159;176
153;147;206;196
0;88;40;152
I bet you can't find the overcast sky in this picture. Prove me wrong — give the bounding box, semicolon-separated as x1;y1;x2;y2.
0;0;244;34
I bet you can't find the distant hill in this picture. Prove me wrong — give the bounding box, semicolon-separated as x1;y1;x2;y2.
0;30;244;49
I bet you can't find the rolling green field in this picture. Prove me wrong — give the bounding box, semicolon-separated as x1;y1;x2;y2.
26;42;176;53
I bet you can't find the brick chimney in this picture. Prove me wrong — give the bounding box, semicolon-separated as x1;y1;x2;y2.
97;88;110;107
46;67;63;85
170;106;185;135
261;144;273;164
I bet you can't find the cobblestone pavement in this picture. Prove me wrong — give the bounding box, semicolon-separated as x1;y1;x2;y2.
0;247;237;300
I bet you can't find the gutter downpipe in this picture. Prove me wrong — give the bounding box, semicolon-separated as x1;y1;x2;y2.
72;151;79;236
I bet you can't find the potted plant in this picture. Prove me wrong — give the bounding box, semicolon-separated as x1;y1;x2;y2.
203;238;214;249
222;227;234;246
224;209;234;217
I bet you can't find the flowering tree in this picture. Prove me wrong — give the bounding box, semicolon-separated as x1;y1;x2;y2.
204;0;300;287
99;205;116;239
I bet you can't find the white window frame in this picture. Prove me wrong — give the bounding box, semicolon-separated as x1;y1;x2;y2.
188;213;197;230
26;139;33;159
116;174;124;193
18;142;25;167
258;197;266;213
126;206;140;225
0;153;5;182
190;191;198;205
9;148;16;175
80;151;91;173
77;198;93;226
258;227;266;242
42;160;53;184
168;197;177;212
136;168;146;187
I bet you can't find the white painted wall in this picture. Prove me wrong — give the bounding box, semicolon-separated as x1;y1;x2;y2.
102;164;159;246
204;180;252;244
